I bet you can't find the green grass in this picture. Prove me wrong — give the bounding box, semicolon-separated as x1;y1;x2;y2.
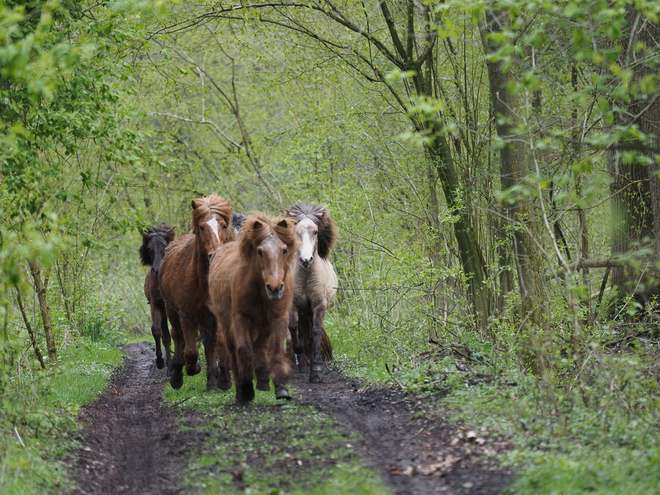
0;341;122;494
164;371;390;495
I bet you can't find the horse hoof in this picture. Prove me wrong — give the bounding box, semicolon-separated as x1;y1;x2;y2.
218;379;232;391
170;373;183;390
186;363;202;376
205;384;219;393
240;381;255;402
275;386;292;400
256;380;271;392
309;371;322;383
156;357;164;369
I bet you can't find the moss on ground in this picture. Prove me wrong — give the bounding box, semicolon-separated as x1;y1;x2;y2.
165;372;390;495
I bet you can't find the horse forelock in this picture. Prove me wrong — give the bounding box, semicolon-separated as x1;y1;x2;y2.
286;203;335;259
239;214;298;263
140;223;175;266
190;194;232;232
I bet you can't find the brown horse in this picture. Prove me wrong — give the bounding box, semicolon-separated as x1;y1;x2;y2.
140;223;176;369
159;194;234;391
208;213;298;403
286;203;337;383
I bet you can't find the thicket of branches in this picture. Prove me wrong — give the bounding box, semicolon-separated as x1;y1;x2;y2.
2;3;660;474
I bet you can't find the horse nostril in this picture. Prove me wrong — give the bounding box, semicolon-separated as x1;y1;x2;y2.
208;253;213;261
266;284;272;292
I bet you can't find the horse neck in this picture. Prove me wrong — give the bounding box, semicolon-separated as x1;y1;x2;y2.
191;234;210;281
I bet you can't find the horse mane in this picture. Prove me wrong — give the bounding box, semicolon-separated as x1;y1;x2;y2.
239;213;298;265
286;203;336;260
139;223;175;266
191;193;235;241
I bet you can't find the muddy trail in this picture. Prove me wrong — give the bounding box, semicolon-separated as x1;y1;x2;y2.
69;342;512;494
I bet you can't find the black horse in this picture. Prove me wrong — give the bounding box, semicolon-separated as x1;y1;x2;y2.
139;223;176;369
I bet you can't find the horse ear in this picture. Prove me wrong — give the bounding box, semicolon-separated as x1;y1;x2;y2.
277;219;289;229
253;220;263;230
191;199;202;210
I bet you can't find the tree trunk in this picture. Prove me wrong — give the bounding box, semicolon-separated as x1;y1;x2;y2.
610;7;660;299
15;287;46;369
480;10;545;313
29;260;57;363
428;134;490;328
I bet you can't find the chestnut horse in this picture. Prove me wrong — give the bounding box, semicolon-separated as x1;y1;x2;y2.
208;214;298;403
140;223;176;369
286;203;337;383
159;194;234;391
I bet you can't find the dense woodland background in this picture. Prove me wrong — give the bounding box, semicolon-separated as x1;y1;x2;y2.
2;0;660;492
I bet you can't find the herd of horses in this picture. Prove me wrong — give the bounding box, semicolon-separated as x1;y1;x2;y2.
138;194;338;403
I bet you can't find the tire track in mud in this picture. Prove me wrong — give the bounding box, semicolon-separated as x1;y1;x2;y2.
70;343;511;494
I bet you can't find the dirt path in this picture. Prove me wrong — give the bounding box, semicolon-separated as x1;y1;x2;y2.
290;368;511;494
71;342;201;494
70;343;511;494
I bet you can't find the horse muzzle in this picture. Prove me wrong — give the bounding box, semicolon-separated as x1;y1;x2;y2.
299;257;314;269
266;283;285;300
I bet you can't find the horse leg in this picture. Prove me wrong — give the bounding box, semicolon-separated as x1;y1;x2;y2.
269;319;292;400
181;316;201;376
309;303;328;383
289;309;308;374
168;309;185;389
254;334;270;392
232;316;255;403
216;326;233;391
202;324;219;392
150;303;164;369
160;303;172;371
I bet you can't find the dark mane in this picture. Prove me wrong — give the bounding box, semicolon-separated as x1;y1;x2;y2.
232;212;247;233
286;203;336;260
139;223;175;266
191;194;235;241
239;213;298;264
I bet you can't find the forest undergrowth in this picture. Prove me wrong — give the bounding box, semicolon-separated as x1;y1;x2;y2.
328;292;660;494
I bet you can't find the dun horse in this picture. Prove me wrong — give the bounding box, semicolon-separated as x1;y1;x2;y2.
208;214;298;403
140;223;176;369
159;194;234;391
286;203;337;383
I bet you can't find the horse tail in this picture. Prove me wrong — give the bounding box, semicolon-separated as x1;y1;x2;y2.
321;328;333;361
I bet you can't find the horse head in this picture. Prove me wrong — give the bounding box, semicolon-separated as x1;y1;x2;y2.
191;194;233;260
140;224;175;274
286;203;336;269
295;217;318;269
241;215;298;300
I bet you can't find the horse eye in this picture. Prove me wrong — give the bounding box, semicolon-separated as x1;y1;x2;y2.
257;248;263;257
313;231;318;236
222;224;227;230
200;226;205;231
283;248;288;256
